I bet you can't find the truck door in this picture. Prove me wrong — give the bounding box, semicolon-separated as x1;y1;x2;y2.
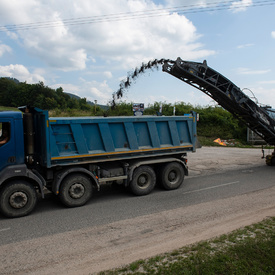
0;120;16;171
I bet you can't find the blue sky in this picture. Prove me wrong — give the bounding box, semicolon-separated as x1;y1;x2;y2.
0;0;275;109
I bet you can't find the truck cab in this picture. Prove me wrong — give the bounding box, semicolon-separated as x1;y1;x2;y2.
0;111;25;171
0;110;45;218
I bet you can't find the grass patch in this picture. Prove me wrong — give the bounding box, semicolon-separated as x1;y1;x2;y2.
99;217;275;275
0;106;18;111
49;108;94;117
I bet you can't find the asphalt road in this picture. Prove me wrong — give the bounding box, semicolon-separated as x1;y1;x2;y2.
1;147;275;274
0;163;274;246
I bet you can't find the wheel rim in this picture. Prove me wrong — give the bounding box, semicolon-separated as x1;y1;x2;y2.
69;183;85;199
168;170;177;182
137;174;150;189
9;192;28;209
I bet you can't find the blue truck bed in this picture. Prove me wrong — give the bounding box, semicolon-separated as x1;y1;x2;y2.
47;114;197;167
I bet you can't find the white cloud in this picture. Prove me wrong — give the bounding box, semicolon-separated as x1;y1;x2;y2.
82;80;113;104
164;0;252;13
237;67;271;75
0;44;12;57
258;80;275;85
271;31;275;39
0;64;45;83
237;43;254;49
22;26;88;72
103;71;113;79
50;83;80;93
1;0;214;71
90;87;105;99
230;0;252;13
50;79;112;104
249;86;275;107
6;30;19;40
164;0;209;6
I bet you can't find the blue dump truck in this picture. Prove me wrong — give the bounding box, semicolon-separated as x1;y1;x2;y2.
0;106;197;218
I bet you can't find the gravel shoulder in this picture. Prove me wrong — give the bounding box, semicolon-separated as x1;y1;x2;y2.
187;146;267;177
0;147;274;275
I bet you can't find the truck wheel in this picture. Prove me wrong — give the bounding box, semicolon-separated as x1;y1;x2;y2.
59;174;92;207
266;154;275;166
160;162;184;190
0;180;37;218
130;166;156;196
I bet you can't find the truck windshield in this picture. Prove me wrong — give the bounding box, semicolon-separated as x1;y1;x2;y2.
0;122;10;146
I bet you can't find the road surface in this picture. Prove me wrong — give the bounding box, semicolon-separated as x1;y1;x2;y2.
0;147;274;274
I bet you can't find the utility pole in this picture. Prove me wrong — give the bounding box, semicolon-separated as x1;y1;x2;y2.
94;100;97;114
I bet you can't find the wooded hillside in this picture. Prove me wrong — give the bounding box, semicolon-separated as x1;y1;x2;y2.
0;77;91;110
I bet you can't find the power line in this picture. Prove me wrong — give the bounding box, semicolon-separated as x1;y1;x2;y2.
1;0;273;31
0;0;274;32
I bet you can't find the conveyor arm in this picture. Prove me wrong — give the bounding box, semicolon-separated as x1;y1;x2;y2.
163;57;275;145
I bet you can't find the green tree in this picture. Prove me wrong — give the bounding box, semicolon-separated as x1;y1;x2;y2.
0;78;18;106
107;101;133;116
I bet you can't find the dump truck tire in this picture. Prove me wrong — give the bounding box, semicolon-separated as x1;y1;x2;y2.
130;166;156;196
0;180;37;218
59;174;92;207
160;162;184;190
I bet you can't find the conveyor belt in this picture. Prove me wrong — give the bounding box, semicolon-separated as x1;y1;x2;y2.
163;57;275;145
